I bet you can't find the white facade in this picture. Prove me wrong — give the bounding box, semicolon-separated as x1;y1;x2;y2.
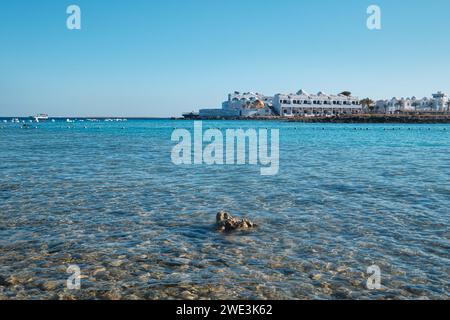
199;91;274;118
273;90;362;117
375;92;449;114
223;92;272;110
197;90;363;118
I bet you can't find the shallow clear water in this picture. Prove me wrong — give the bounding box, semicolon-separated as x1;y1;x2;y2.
0;119;449;300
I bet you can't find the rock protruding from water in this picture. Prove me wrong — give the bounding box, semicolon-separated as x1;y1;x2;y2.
216;211;255;232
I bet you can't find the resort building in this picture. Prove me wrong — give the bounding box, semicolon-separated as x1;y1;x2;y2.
187;90;450;119
273;90;362;117
195;89;362;118
199;92;273;118
375;92;449;114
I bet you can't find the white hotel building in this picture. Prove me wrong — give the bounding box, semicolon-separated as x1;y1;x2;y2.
199;91;273;118
375;92;449;114
198;90;362;118
273;90;362;117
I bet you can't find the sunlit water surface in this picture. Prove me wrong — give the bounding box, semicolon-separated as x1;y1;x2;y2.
0;120;449;300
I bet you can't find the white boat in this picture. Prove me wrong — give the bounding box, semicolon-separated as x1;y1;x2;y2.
30;114;49;122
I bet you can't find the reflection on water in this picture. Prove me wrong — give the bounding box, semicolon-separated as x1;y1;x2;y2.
0;120;449;300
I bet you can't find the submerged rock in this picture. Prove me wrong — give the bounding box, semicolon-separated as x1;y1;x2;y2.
310;273;322;281
181;290;197;300
216;211;255;232
40;281;60;291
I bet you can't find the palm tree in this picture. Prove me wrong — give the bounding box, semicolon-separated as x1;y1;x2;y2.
340;91;352;97
361;98;375;113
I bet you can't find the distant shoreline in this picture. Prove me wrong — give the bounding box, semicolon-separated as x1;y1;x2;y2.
286;114;450;124
180;114;450;124
2;114;450;124
0;117;171;120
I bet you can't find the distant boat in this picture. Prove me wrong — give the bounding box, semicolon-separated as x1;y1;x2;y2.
30;114;49;122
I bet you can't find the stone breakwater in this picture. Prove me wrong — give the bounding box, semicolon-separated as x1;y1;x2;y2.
287;114;450;123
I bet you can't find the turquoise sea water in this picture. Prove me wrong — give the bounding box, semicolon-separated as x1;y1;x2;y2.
0;119;449;299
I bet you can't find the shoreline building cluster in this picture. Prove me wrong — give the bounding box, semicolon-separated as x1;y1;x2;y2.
198;92;274;118
375;92;449;114
192;90;363;119
184;90;450;119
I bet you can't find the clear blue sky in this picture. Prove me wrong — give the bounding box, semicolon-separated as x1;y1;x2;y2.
1;0;449;117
